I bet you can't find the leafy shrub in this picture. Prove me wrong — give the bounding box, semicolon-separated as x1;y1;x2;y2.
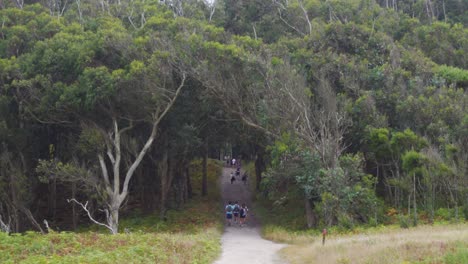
337;213;355;230
435;208;454;221
443;245;468;264
399;215;411;229
462;205;468;221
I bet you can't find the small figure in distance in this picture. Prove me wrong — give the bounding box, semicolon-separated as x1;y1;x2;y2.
225;201;234;226
241;173;248;185
239;203;248;227
232;158;236;167
230;174;236;184
236;167;240;177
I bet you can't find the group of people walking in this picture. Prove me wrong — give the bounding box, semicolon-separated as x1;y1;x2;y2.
224;157;250;227
225;201;248;227
230;167;248;185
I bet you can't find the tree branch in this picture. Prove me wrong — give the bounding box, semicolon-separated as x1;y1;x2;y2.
0;215;11;233
120;72;187;197
67;199;114;233
98;154;113;195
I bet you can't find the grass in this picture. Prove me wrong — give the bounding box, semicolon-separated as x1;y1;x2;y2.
0;159;223;264
251;164;468;263
278;223;468;264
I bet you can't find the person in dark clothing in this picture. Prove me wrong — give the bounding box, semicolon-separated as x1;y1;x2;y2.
241;173;247;185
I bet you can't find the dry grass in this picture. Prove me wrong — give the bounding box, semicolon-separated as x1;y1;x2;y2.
280;224;468;264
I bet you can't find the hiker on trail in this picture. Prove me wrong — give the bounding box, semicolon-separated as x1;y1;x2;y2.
231;158;236;167
233;201;241;223
241;173;248;185
239;204;248;227
230;174;236;184
235;167;240;177
225;201;234;226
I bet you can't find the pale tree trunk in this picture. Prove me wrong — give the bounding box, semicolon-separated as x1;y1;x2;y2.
305;198;316;228
298;0;312;35
75;73;186;234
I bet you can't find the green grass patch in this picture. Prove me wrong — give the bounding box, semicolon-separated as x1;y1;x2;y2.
0;229;220;264
415;241;468;264
0;159;224;264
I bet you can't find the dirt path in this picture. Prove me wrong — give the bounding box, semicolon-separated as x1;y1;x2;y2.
214;167;286;264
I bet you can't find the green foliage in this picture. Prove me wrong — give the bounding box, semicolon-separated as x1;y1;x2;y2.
316;154;382;227
402;150;426;173
0;227;220;264
77;127;106;156
463;205;468;221
398;215;411;229
0;0;467;245
435;65;468;87
443;244;468;264
435;208;455;221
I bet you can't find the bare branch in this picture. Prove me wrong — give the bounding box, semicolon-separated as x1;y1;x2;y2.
67;199;114;233
297;0;312;35
120;72;187;197
43;219;52;233
98;154;113;195
0;215;11;233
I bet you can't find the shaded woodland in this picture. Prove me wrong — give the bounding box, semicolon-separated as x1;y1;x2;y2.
0;0;467;233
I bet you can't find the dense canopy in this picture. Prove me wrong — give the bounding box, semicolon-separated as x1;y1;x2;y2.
0;0;467;233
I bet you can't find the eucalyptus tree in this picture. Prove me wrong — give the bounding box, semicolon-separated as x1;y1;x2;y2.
20;17;187;234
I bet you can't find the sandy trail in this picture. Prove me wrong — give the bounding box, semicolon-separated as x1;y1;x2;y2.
214;167;286;264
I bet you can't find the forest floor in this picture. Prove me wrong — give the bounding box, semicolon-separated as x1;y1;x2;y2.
214;166;286;264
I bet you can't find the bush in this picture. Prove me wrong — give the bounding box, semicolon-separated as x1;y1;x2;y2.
337;214;355;230
368;217;379;227
443;245;468;264
435;208;454;221
462;205;468;221
399;215;411;229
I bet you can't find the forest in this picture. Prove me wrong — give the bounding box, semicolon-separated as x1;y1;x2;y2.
0;0;467;253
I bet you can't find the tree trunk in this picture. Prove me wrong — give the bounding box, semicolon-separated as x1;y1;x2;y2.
187;166;192;199
305;198;316;228
71;182;77;230
202;141;208;196
8;168;20;232
254;150;265;191
413;172;417;225
159;150;175;219
50;177;57;220
109;206;119;234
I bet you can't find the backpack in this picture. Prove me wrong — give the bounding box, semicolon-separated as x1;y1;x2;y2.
233;204;240;213
240;208;245;217
226;205;233;213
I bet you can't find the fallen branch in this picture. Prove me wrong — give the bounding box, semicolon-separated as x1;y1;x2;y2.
0;215;11;233
43;219;52;233
67;199;114;233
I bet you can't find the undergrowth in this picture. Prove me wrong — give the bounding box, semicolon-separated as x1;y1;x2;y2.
0;159;223;264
